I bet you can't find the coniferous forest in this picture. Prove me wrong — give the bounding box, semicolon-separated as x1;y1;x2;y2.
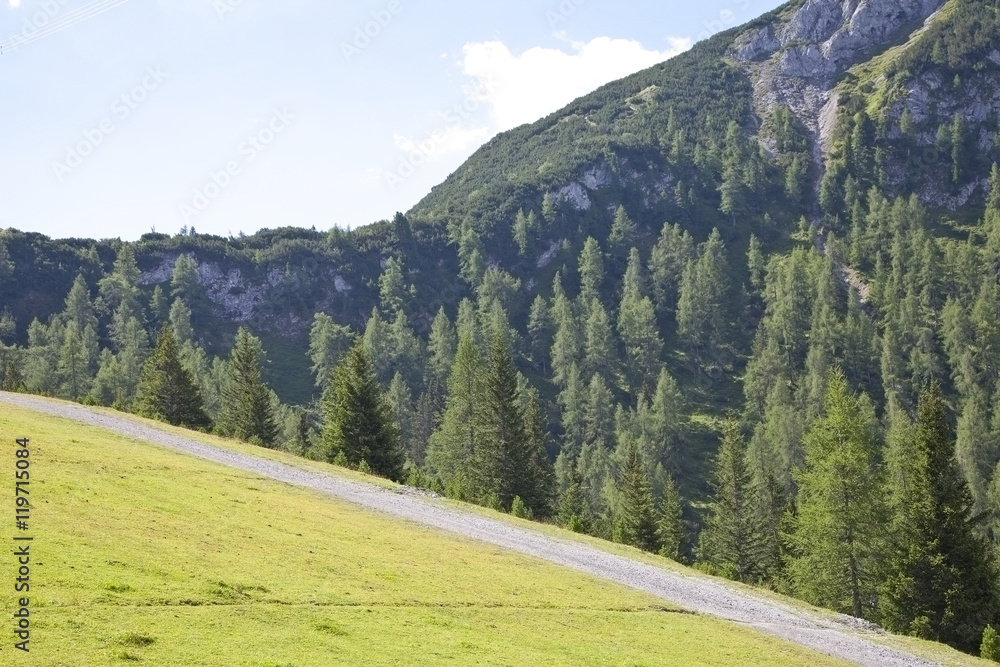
5;0;1000;658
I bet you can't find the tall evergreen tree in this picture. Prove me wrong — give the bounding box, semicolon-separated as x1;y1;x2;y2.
650;222;694;318
218;327;278;447
427;306;457;384
134;326;211;429
700;418;770;583
426;335;485;495
677;229;733;375
578;237;605;302
789;370;885;619
658;473;685;561
616;442;660;553
527;295;554;372
321;341;405;480
308;312;354;389
550;273;581;387
522;387;556;518
881;385;1000;651
471;333;530;510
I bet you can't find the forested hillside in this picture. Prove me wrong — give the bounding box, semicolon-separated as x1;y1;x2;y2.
4;0;1000;657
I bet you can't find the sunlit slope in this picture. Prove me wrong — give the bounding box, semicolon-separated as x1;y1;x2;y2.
0;403;853;667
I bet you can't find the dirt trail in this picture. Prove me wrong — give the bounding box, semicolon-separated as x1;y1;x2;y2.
2;393;941;667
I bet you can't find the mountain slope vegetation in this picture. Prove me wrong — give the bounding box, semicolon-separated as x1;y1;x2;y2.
3;0;1000;656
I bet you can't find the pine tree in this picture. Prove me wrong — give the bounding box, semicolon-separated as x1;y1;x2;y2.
618;292;662;395
578;237;605;302
650;222;694;317
169;298;194;345
643;368;684;468
471;333;529;509
658;473;685;561
621;247;646;303
677;229;733;375
608;206;637;268
527;295;553;372
98;243;143;319
550;273;581;387
558;363;587;461
427;306;457;384
386;371;413;460
881;384;1000;651
616;443;660;553
378;257;408;315
558;465;591;533
308;312;354;389
218;327;278;447
513;209;539;257
426;335;485;494
522;387;556;517
582;298;617;383
134;326;211;429
170;254;202;302
321;341;404;481
789;370;885;619
700;418;769;583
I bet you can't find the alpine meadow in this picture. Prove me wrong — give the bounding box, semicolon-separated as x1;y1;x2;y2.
5;0;1000;663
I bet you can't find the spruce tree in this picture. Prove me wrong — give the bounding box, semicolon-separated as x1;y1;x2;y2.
650;222;694;318
700;418;769;583
308;312;354;389
616;443;660;553
321;341;404;480
582;298;617;383
426;335;485;495
550;273;581;387
527;295;553;372
134;326;211;429
523;388;556;518
658;473;685;561
881;384;1000;652
472;333;529;510
427;307;457;384
218;327;278;447
578;237;605;302
558;465;591;533
618;292;663;395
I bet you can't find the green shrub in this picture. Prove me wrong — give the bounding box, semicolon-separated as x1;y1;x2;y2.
982;625;1000;662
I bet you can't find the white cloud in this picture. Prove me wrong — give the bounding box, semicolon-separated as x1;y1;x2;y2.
460;36;691;132
381;35;691;193
8;0;21;7
393;123;491;163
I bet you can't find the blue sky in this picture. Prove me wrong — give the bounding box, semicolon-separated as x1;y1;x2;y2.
0;0;785;241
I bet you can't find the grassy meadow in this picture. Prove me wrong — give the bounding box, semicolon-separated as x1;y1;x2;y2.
0;401;857;666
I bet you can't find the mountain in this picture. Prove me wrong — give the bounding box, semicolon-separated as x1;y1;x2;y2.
5;0;1000;654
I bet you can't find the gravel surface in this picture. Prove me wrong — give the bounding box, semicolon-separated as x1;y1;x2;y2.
3;393;941;667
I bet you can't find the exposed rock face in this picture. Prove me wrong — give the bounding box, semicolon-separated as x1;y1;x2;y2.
731;0;947;164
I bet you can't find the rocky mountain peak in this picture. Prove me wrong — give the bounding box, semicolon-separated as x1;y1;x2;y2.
733;0;948;175
734;0;947;81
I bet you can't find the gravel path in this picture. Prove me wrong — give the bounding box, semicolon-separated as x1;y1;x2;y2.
3;393;940;667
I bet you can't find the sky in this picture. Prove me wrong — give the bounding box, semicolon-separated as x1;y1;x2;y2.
0;0;786;241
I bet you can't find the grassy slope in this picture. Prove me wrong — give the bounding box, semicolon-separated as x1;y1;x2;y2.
0;403;853;667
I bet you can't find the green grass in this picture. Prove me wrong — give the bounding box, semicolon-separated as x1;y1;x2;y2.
0;402;855;666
